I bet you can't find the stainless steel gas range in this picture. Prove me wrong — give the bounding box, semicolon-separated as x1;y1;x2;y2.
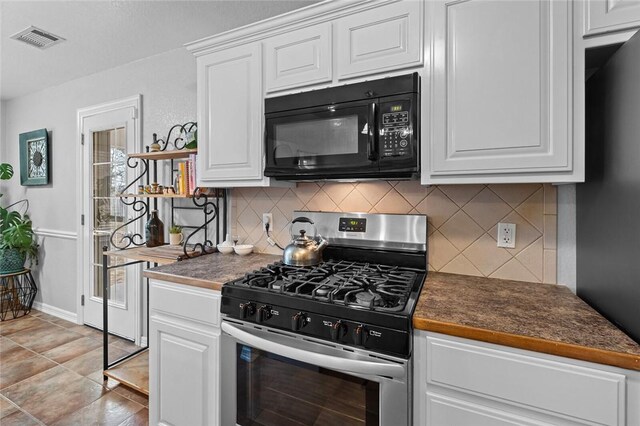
219;211;428;425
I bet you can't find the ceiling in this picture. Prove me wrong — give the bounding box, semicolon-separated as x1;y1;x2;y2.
0;0;319;100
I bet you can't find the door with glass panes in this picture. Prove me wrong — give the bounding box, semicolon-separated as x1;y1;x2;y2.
80;102;140;341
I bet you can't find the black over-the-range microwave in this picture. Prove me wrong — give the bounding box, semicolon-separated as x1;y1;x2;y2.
264;73;419;181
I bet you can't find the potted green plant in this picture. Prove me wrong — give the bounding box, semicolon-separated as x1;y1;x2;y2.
0;163;39;273
169;225;184;246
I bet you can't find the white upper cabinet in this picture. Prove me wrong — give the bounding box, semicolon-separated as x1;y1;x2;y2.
336;0;423;80
264;23;332;93
425;0;576;184
584;0;640;36
196;43;271;187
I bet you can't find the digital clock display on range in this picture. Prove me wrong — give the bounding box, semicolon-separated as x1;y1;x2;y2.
339;217;367;232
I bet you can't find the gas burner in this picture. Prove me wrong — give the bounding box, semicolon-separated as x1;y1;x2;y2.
315;286;332;297
229;260;420;312
354;291;383;307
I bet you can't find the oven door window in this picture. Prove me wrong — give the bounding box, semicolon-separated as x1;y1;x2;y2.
265;100;378;177
236;344;380;425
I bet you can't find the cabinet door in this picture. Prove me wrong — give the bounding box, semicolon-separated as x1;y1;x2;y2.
150;315;219;426
335;0;423;80
196;43;264;184
428;0;572;180
264;23;332;93
584;0;640;36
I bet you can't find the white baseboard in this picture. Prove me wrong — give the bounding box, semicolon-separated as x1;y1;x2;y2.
140;336;148;347
32;301;78;323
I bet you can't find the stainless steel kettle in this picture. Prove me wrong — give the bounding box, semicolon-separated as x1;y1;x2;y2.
283;217;329;266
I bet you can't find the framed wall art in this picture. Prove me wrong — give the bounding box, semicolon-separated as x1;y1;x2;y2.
19;128;49;186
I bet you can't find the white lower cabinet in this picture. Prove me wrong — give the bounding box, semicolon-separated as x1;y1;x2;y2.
149;280;221;426
414;331;640;426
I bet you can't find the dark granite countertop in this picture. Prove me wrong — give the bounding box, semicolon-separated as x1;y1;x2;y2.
143;252;281;291
414;272;640;371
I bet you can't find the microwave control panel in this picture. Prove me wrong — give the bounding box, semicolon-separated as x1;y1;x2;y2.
380;100;413;158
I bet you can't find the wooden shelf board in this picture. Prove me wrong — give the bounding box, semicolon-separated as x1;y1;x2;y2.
105;244;210;265
128;148;197;160
116;193;192;199
104;349;149;396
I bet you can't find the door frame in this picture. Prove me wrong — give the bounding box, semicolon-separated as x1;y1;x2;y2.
76;95;142;341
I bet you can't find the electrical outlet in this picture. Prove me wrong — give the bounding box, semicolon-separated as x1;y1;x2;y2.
497;223;516;248
262;213;273;231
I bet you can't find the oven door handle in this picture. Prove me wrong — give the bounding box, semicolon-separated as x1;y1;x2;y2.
221;322;405;379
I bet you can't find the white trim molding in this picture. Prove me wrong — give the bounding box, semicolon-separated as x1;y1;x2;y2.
32;301;78;324
34;228;78;240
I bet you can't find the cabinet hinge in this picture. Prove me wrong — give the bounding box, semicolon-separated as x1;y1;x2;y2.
81;295;85;306
81;133;85;145
81;214;85;226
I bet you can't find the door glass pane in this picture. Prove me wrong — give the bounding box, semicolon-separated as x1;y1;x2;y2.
93;265;126;302
94;199;126;231
236;344;379;425
92;128;127;305
93;164;126;197
274;115;359;158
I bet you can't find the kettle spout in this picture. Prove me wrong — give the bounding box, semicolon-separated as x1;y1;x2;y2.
315;237;329;252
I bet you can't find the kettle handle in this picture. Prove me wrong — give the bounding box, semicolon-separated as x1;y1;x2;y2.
290;217;317;239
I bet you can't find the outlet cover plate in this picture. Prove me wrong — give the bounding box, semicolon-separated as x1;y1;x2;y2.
497;223;516;248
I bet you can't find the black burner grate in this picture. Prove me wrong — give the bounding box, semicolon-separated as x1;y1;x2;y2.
230;260;420;312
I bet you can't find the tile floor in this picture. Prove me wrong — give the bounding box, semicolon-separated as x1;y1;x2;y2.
0;310;148;425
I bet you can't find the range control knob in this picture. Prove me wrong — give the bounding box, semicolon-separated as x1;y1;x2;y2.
330;320;347;341
353;324;368;346
291;312;307;331
257;305;272;323
239;302;256;319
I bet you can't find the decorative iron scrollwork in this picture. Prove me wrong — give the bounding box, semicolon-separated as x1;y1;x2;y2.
110;158;149;250
182;187;218;259
120;157;148;195
110;197;148;249
154;122;197;151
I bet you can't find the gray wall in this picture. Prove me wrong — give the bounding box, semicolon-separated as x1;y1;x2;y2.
1;47;197;315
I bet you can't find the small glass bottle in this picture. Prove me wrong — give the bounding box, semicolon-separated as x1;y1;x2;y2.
146;210;165;247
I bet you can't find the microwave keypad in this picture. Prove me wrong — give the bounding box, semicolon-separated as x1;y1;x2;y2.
381;111;411;158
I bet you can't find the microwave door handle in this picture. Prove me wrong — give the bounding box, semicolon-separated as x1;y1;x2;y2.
221;322;405;379
367;103;378;161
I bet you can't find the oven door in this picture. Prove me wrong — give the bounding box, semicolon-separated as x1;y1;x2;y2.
220;320;410;426
264;99;379;179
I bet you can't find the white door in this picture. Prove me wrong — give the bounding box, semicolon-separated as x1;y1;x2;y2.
78;96;141;341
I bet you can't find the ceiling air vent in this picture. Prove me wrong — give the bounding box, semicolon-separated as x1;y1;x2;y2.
10;26;65;50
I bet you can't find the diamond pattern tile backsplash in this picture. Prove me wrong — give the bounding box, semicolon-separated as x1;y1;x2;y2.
231;181;557;284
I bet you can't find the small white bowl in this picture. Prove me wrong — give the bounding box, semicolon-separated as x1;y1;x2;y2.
217;244;234;254
234;244;254;256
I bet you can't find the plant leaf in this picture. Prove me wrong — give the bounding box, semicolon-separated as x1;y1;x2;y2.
0;163;13;180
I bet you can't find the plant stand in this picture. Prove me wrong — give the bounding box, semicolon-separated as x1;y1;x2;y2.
0;269;37;321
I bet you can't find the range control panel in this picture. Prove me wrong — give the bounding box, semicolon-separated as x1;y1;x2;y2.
380;100;413;158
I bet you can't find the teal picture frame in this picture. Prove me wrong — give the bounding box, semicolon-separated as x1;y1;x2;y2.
19;128;49;186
